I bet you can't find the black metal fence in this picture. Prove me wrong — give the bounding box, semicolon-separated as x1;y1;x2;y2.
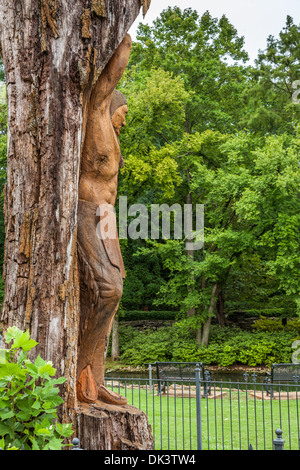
104;367;300;451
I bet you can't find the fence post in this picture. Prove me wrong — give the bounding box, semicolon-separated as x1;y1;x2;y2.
273;429;285;450
72;438;83;450
149;363;153;394
195;364;202;450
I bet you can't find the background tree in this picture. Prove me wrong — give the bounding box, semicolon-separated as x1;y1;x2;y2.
132;129;300;345
114;8;300;350
116;7;251;332
242;15;300;134
129;7;250;134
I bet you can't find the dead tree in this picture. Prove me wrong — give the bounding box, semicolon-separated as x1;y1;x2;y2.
0;0;153;449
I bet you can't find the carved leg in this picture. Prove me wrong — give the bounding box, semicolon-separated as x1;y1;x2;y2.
77;289;125;404
77;365;127;406
91;303;118;385
77;365;98;404
77;200;127;405
77;274;122;378
91;305;127;405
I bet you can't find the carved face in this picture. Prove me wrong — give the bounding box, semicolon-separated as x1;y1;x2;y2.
111;104;128;137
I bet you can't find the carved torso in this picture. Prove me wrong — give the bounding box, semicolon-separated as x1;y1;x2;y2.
79;95;121;206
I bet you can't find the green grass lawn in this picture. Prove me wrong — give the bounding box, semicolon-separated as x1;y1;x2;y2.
106;379;300;450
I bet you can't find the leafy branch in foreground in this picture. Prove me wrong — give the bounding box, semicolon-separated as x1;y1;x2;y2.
0;326;73;450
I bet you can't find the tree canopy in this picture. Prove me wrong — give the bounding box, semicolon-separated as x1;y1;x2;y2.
1;7;300;346
115;8;300;345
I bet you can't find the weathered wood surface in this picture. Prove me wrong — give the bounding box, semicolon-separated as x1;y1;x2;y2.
0;0;148;424
76;33;130;401
77;401;154;450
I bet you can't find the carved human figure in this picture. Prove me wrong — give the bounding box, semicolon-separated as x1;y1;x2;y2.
76;35;131;405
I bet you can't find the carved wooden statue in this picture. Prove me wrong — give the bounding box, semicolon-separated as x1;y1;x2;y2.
76;35;131;405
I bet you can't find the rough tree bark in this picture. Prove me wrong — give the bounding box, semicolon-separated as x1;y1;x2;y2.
77;402;154;450
216;286;226;327
201;282;218;347
0;0;152;445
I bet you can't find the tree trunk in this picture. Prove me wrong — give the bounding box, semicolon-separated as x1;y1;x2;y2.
216;286;226;326
111;313;120;362
186;177;196;314
0;0;148;427
77;402;154;450
201;283;218;347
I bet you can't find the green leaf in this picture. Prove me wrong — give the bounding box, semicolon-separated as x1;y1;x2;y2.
34;355;47;367
0;409;14;420
16;411;32;421
4;326;22;344
30;438;41;450
10;330;29;349
0;398;9;408
40;387;59;399
42;401;54;410
11;439;22;449
31;409;44;417
47;437;64;450
35;428;51;436
47;395;63;407
21;339;38;352
44;376;66;387
0;363;26;379
11;330;38;352
43;408;57;415
55;422;74;438
38;363;56;376
0;422;12;437
16;398;34;412
32;399;41;409
25;362;38;376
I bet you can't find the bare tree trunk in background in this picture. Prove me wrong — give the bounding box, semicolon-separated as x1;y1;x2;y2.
111;314;120;362
201;283;218;347
0;0;150;438
195;277;206;344
186;173;195;318
216;285;226;326
186;173;205;345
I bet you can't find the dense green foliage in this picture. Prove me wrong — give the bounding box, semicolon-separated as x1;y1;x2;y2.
122;310;177;321
116;8;300;346
0;327;73;450
242;15;300;134
117;323;299;367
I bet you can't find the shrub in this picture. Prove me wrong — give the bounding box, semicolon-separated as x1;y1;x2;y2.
252;317;300;333
227;308;296;318
0;327;73;450
118;323;298;368
121;310;178;321
120;327;175;365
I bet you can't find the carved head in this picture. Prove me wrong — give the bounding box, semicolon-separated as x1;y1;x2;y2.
110;90;128;137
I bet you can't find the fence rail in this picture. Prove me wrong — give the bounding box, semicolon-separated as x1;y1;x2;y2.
104;369;300;451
